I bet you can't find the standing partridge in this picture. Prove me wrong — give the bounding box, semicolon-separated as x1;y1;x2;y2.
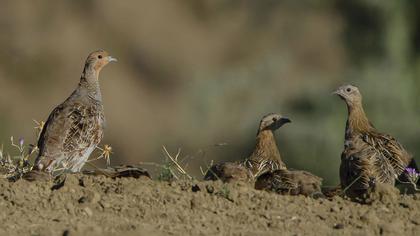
33;50;116;174
333;84;415;199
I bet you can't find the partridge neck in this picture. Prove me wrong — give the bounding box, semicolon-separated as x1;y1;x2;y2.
346;102;373;135
79;66;102;101
251;129;282;162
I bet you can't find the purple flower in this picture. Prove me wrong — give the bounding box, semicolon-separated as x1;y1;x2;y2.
405;168;418;176
406;168;420;185
18;137;24;146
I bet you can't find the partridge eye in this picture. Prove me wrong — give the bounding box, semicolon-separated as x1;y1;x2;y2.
98;55;103;59
272;118;277;122
346;88;351;92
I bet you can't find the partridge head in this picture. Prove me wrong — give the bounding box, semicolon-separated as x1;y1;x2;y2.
333;84;362;107
82;50;117;79
258;113;291;133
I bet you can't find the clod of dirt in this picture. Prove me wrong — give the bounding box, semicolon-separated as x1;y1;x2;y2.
363;183;400;204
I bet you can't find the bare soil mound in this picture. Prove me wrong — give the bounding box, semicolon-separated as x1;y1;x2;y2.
0;175;419;236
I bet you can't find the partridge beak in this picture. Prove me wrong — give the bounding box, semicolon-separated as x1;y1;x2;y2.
280;117;292;124
332;89;346;100
108;56;118;62
331;89;340;96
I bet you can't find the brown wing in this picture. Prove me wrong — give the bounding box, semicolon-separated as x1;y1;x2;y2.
339;145;379;195
35;103;71;169
363;132;411;177
243;158;286;178
35;100;104;172
340;132;407;197
271;170;300;193
62;102;103;153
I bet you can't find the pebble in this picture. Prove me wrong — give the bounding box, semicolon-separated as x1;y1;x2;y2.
84;207;93;217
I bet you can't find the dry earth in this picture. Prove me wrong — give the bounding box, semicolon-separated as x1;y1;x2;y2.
0;174;419;236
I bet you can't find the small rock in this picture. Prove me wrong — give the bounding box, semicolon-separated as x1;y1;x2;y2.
84;207;93;217
78;178;85;187
100;201;111;209
191;184;201;192
79;190;101;204
330;206;340;213
399;202;410;209
206;185;214;194
65;202;75;215
360;210;379;225
78;196;87;204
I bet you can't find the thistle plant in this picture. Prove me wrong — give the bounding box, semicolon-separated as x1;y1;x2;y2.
0;145;15;178
0;120;45;179
87;144;113;167
404;167;419;191
0;136;37;179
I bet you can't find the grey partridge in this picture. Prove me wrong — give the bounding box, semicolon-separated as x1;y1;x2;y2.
333;84;415;200
243;113;289;177
33;50;116;174
248;114;323;196
204;113;290;182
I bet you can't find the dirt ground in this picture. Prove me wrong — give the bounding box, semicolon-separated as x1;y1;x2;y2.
0;174;419;236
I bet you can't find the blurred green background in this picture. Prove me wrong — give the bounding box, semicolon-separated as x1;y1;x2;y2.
1;0;420;185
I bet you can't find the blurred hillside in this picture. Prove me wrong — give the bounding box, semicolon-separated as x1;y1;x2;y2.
1;0;420;185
